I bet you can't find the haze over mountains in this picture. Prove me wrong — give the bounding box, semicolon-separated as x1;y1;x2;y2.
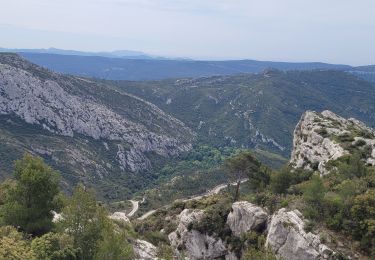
0;47;165;60
2;47;375;81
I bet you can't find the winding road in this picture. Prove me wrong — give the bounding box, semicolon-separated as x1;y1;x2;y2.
134;178;249;220
127;200;139;217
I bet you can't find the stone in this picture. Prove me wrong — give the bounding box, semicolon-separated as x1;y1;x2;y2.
133;239;158;260
266;208;335;260
168;209;232;259
226;201;268;236
109;212;130;223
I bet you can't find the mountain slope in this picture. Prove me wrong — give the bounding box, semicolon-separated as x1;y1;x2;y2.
0;53;195;199
19;52;352;80
110;70;375;157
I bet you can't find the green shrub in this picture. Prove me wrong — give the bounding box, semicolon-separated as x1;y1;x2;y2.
350;189;375;253
31;232;79;260
0;226;35;259
0;154;61;235
191;200;231;239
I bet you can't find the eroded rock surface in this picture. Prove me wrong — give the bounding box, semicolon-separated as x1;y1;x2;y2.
133;239;158;260
168;209;229;260
226;201;268;236
0;54;194;173
290;110;375;174
266;208;334;260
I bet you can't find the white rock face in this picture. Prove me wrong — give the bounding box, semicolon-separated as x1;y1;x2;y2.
108;212;130;223
226;201;268;236
168;209;231;260
290;110;375;174
0;54;194;172
133;239;158;260
266;208;334;260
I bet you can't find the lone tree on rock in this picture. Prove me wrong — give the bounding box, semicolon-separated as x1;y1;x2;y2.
224;151;264;201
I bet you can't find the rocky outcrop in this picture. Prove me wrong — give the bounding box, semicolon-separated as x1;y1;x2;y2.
266;208;334;260
109;212;130;223
290;110;375;174
133;239;158;260
0;54;194;173
226;201;268;236
168;209;229;259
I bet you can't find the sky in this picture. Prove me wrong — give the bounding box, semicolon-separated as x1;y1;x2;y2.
0;0;374;65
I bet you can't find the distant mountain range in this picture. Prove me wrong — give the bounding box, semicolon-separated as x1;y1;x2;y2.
1;48;374;81
0;47;172;60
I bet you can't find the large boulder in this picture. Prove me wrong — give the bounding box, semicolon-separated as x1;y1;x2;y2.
108;212;130;223
133;239;158;260
226;201;268;236
168;209;230;259
266;208;334;260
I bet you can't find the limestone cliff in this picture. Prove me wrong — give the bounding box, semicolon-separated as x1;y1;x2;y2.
290;110;375;174
0;53;195;197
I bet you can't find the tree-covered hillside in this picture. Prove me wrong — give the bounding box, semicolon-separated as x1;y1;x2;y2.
109;70;375;157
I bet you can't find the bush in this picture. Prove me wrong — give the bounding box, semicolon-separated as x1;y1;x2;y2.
94;230;134;260
0;154;61;235
242;247;276;260
31;232;79;260
0;226;34;259
270;167;293;194
350;189;375;253
60;185;111;259
303;175;325;208
191;200;232;239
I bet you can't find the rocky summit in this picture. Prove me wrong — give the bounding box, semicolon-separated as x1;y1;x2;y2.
290;110;375;174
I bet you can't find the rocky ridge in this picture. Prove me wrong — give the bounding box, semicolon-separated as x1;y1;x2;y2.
164;202;339;259
0;53;194;178
290;110;375;174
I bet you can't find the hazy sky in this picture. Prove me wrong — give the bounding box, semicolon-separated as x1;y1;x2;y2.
1;0;374;65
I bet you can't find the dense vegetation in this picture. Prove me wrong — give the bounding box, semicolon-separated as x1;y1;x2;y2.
1;148;374;258
135;145;241;213
137;151;375;258
248;153;374;257
134;145;285;214
0;154;135;259
110;70;375;157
